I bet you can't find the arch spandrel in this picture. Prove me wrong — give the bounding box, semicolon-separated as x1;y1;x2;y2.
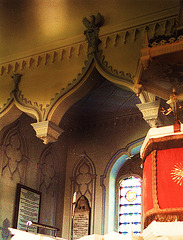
0;103;23;130
18;44;89;109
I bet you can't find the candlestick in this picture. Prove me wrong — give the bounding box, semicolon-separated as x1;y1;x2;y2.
73;192;77;203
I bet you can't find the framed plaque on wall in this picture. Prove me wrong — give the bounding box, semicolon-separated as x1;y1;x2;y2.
14;183;41;233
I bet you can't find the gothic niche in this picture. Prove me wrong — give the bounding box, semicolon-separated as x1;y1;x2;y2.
73;196;91;240
72;153;96;234
1;122;28;182
38;145;59;234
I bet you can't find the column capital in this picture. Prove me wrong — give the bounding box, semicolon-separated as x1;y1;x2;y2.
137;100;163;128
31;121;63;144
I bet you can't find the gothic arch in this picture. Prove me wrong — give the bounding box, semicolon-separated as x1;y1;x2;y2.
0;102;23;131
100;138;144;234
1;121;28;183
71;153;96;234
38;144;59;230
38;144;59;196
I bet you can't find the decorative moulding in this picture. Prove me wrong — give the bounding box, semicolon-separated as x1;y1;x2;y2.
0;42;89;77
94;50;134;91
10;74;44;122
0;17;177;129
96;17;176;91
1;56;93;123
0;15;178;140
68;112;143;133
31;121;63;144
0;5;178;65
100;5;178;37
0;17;176;78
44;55;94;120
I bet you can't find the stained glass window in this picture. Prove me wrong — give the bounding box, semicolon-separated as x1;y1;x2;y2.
119;176;141;235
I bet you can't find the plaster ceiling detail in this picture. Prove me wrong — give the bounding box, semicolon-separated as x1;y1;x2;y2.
0;15;177;114
0;16;176;80
0;2;180;143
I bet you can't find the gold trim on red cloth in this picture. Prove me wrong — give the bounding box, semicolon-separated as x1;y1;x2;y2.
144;149;183;228
141;134;183;161
151;150;159;210
144;208;183;228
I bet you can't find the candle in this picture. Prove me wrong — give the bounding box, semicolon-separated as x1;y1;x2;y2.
73;192;77;203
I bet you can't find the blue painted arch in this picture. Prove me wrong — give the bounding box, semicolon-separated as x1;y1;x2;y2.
106;138;144;232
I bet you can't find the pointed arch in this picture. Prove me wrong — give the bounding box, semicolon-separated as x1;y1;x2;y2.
0;102;23;131
38;144;59;196
1;121;28;183
38;144;59;231
71;153;96;234
100;138;144;234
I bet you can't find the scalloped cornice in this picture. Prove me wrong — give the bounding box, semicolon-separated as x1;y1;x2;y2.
0;16;177;78
0;16;178;120
0;74;44;121
94;51;134;91
0;53;93;123
0;42;89;76
46;55;95;125
100;17;176;49
0;16;177;111
0;14;179;143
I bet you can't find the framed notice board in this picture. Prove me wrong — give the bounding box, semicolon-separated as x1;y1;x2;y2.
14;183;41;233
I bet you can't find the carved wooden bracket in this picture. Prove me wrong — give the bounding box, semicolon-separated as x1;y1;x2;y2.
31;121;63;144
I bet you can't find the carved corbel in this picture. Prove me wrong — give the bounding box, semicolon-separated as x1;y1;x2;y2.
31;121;63;144
137;100;163;127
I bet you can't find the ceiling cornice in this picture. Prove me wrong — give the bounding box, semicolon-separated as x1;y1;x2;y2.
0;6;178;65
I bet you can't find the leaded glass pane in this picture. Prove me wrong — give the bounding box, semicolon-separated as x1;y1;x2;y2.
119;176;141;235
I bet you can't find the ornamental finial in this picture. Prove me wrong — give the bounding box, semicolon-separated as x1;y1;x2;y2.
82;13;104;53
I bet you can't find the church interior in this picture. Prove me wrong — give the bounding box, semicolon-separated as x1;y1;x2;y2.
1;0;183;240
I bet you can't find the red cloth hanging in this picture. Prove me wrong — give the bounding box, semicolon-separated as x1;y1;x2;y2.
143;154;153;214
157;148;183;208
